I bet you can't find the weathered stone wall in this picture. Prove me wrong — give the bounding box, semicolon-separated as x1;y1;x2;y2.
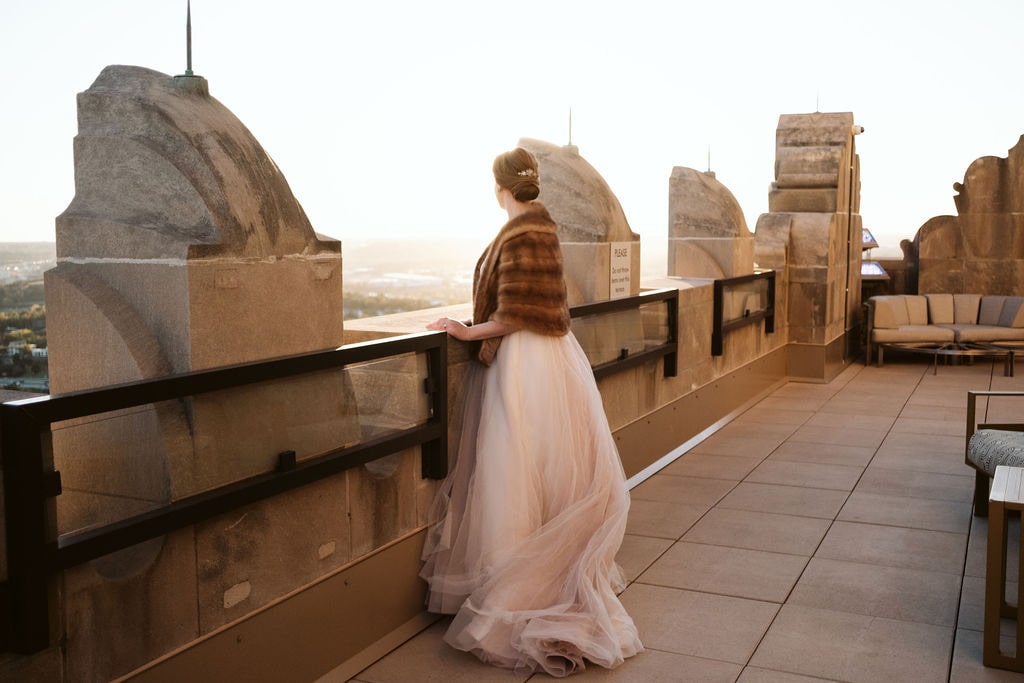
667;167;754;278
912;135;1024;295
754;112;863;379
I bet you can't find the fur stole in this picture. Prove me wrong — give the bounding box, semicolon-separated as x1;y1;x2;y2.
472;202;570;366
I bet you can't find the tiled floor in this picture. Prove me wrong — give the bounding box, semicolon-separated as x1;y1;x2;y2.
350;357;1024;682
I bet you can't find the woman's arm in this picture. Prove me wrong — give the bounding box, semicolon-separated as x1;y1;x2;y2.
427;317;518;341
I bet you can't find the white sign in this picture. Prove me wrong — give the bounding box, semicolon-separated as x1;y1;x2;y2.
609;242;632;300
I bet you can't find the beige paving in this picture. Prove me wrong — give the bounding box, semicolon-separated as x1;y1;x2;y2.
350;358;1024;682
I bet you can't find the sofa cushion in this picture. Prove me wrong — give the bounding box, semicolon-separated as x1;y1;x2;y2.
954;294;981;324
871;325;955;343
906;296;929;325
980;296;1008;326
926;293;954;324
954;325;1024;342
999;296;1024;328
871;296;909;328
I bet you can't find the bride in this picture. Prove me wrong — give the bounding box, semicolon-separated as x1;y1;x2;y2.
421;147;643;677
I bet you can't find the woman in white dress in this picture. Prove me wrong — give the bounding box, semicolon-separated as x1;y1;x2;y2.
422;148;642;677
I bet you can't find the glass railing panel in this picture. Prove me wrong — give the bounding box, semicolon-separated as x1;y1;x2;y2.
47;353;430;538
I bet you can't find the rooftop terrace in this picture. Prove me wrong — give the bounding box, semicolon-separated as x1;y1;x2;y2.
347;356;1024;682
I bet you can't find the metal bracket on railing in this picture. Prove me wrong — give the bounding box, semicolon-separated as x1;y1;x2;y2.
276;450;297;472
42;471;62;498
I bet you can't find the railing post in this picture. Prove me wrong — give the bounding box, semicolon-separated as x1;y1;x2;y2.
1;403;52;653
421;333;448;479
712;279;725;357
664;290;679;378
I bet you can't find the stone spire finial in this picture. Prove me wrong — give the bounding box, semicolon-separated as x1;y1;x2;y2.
185;0;194;77
174;1;208;94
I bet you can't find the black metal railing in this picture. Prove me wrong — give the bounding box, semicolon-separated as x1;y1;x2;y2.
570;287;678;379
1;331;448;654
0;286;679;655
712;271;775;356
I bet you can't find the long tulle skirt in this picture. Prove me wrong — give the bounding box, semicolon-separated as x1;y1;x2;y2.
420;330;643;677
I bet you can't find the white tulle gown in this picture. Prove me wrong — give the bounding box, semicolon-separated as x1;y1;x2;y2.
420;329;643;677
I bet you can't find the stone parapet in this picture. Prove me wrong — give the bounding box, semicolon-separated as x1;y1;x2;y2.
910;135;1024;296
668;167;753;279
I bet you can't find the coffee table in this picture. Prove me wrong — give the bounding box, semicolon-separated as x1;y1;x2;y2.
881;342;1015;376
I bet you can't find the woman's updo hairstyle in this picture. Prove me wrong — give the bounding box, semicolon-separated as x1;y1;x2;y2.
493;148;541;202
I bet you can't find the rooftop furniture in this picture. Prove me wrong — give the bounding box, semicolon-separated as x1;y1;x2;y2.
866;294;1024;367
966;390;1024;517
984;465;1024;671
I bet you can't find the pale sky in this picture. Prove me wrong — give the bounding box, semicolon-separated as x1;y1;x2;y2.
2;0;1023;258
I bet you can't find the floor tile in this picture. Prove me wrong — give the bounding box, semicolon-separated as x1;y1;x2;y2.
616;534;672;583
619;583;778;665
883;429;965;454
766;440;876;468
682;507;831;556
557;647;741;682
733;405;814;427
750;396;830;414
712;420;801;440
855;465;974;503
625;499;709;540
838;491;972;533
686;434;785;459
745;460;863;491
788;557;961;626
804;411;896;432
820;398;910;418
868;444;968;477
629;474;735;508
899;403;966;422
892;416;972;438
737;667;842;682
816;520;966;575
787;424;887;450
964;516;990;579
638;541;808;603
718;482;848;520
660;452;763;481
958;575;985;632
748;604;953;682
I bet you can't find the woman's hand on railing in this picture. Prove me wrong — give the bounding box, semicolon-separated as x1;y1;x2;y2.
428;318;516;342
428;317;471;340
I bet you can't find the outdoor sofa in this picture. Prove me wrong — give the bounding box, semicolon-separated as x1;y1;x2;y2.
865;293;1024;366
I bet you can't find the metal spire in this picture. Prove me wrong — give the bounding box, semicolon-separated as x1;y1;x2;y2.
185;1;194;77
568;108;573;147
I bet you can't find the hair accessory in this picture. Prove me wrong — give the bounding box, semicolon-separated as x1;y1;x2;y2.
516;169;536;177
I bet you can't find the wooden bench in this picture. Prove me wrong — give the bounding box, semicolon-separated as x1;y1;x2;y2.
985;466;1024;671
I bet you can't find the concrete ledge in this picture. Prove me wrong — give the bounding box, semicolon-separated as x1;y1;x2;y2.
121;529;433;683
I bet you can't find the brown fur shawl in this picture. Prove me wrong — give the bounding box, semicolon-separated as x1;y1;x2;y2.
471;202;570;366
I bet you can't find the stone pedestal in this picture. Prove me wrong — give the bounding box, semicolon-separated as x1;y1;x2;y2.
754;112;863;380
